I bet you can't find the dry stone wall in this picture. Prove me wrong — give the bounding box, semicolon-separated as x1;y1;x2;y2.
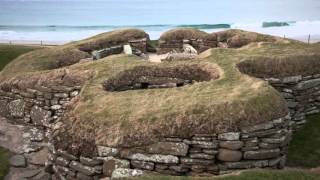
266;74;320;130
129;38;148;53
0;85;81;127
48;114;291;179
0;82;83;179
91;38;148;60
2;72;320;179
158;39;217;54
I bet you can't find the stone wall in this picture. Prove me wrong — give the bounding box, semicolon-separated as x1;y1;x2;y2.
0;82;83;179
157;39;217;54
92;46;124;60
2;72;320;179
129;38;148;53
92;38;148;60
48;115;291;179
266;74;320;130
0;85;81;128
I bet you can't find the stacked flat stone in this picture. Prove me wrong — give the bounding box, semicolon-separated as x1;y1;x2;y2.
158;39;217;54
0;84;83;179
91;38;148;60
129;38;148;53
48;114;291;179
92;45;123;60
2;71;320;179
266;74;320;130
0;85;81;127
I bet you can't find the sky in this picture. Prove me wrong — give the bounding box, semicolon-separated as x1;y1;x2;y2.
0;0;320;26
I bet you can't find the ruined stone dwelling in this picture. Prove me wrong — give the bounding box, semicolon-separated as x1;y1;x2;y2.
1;28;320;180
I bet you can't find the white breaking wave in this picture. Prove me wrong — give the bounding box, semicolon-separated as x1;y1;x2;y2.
1;20;320;44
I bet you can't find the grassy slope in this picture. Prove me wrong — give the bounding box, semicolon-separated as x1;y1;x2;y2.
0;29;147;78
126;170;319;180
287;114;320;168
65;42;320;147
64;49;287;147
0;45;40;71
0;147;11;180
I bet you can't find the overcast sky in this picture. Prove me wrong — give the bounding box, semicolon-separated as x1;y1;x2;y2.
0;0;319;26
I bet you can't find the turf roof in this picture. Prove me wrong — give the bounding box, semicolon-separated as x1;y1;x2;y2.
1;29;320;150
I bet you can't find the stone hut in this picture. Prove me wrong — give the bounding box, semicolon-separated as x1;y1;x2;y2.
0;29;319;180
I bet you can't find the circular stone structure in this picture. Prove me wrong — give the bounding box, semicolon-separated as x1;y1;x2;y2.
103;64;220;91
1;28;320;179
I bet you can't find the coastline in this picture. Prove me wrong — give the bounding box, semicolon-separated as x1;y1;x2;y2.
1;34;320;47
0;40;63;46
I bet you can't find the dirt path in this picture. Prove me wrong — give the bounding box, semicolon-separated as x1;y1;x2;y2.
0;117;49;180
285;166;320;174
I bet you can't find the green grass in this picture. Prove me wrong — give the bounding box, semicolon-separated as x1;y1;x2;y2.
54;41;320;150
125;170;319;180
149;40;159;48
2;30;320;152
0;147;11;180
0;45;40;71
287;113;320;168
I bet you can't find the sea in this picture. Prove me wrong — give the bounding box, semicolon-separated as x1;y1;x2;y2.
0;0;320;44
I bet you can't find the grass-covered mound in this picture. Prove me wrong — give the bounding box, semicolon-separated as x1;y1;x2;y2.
237;54;320;78
159;28;282;48
214;29;281;48
159;28;210;42
1;29;320;155
74;29;149;52
0;29;149;78
53;42;320;154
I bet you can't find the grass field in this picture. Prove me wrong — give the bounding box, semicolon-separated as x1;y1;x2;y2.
0;44;40;70
125;170;319;180
0;147;11;180
287;114;320;168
